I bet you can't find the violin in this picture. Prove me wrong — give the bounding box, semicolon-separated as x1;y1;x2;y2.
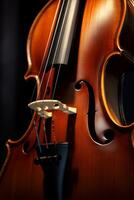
0;0;134;199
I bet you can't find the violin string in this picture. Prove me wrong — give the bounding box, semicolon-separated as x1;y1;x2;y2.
40;0;70;148
33;0;66;149
51;64;62;99
33;120;42;153
49;0;81;99
30;1;62;102
38;0;66;99
43;0;71;100
129;0;134;6
42;118;49;148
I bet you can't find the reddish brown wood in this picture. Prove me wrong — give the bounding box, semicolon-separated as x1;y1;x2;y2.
0;1;62;199
0;0;134;200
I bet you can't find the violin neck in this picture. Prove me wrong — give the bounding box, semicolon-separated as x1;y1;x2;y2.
48;0;81;66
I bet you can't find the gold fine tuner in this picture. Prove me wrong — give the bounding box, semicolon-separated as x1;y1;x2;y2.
28;100;77;118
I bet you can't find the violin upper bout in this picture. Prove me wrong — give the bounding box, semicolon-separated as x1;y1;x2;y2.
26;0;61;77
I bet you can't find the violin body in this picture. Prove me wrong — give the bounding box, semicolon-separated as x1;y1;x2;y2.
0;0;134;200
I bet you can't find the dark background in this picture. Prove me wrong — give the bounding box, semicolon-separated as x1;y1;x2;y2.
0;0;48;167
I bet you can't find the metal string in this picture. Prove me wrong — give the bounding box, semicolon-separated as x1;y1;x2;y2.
33;0;67;150
38;0;67;100
42;0;71;100
30;0;65;102
40;0;71;148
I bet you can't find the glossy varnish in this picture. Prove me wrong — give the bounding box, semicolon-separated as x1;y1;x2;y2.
0;0;134;200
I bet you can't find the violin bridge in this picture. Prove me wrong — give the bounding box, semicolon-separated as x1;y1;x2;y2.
28;100;77;118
